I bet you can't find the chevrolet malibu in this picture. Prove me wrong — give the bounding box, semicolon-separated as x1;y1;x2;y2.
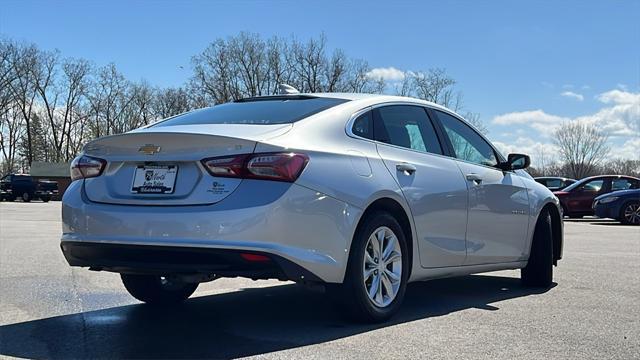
61;91;563;322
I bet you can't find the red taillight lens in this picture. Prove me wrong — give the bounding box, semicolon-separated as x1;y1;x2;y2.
70;155;106;181
240;253;271;262
246;153;309;181
201;155;249;178
201;152;308;182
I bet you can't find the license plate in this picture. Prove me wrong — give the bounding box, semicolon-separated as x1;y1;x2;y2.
131;165;178;194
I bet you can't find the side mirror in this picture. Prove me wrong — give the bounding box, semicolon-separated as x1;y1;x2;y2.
498;153;530;171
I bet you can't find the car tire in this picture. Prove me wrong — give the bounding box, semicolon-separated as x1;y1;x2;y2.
120;274;198;305
619;201;640;225
21;192;31;202
41;195;51;203
332;211;409;323
521;209;553;287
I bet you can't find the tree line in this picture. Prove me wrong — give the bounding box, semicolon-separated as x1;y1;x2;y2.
1;32;634;179
1;33;480;174
529;122;638;179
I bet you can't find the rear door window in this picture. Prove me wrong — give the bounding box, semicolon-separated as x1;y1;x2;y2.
373;105;443;155
612;178;638;191
546;179;563;188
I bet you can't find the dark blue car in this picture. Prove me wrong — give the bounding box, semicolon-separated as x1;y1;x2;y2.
593;189;640;225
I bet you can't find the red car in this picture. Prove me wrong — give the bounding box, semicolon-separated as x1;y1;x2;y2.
554;175;640;218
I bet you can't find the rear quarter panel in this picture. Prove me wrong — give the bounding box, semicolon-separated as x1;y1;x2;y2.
254;102;423;281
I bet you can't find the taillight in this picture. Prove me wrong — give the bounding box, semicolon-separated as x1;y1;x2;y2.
201;152;308;182
70;155;107;181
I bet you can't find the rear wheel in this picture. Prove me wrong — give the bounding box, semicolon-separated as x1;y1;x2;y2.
619;201;640;225
21;192;31;202
121;274;198;305
521;209;553;287
332;212;409;323
40;195;51;202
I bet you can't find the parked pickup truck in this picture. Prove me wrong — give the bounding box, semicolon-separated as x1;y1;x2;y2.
0;174;58;202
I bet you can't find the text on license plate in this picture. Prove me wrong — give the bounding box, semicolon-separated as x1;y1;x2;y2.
131;165;178;194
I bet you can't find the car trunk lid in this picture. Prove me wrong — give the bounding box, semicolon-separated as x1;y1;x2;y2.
82;123;291;206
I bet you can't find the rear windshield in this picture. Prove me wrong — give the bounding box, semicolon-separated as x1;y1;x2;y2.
153;96;349;127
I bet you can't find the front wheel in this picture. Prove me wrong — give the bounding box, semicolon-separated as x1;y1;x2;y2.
21;192;31;202
121;274;198;305
619;201;640;225
521;210;553;287
333;212;409;323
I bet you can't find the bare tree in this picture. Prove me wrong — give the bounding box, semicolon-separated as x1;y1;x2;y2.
153;87;191;119
553;122;610;179
602;159;640;177
128;80;155;128
5;42;40;165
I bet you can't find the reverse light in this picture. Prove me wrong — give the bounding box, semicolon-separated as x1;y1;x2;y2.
70;155;107;181
202;152;308;182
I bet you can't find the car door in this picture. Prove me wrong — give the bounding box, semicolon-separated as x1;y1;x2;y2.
432;109;530;265
571;178;609;213
370;105;469;268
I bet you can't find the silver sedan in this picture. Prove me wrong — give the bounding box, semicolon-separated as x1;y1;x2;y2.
61;89;563;322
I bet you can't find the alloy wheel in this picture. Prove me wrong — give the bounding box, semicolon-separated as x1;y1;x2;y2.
624;203;640;225
363;226;402;308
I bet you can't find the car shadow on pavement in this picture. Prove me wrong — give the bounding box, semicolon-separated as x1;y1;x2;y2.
0;274;555;359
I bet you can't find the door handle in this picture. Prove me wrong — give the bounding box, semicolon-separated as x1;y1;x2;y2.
396;163;417;175
466;173;483;184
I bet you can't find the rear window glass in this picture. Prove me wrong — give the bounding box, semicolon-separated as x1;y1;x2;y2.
153;97;349;127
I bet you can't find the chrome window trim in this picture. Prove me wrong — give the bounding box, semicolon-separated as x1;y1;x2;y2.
344;101;507;169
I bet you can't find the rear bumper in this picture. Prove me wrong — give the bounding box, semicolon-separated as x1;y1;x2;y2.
61;241;322;282
61;179;361;283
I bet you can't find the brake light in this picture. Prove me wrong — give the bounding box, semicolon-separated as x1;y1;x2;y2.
201;152;308;182
70;155;107;181
240;253;271;262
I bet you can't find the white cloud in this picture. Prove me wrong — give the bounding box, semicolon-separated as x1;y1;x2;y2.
560;91;584;101
493;90;640;138
596;89;640;105
492;109;568;126
493;138;559;167
562;84;574;89
366;67;406;82
618;138;640;160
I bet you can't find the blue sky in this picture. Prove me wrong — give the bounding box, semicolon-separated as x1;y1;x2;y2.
2;0;639;161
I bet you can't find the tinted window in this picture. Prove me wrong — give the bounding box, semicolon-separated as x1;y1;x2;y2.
374;106;443;154
612;178;638;191
352;111;373;139
546;179;563;188
436;110;498;167
581;179;604;192
153;97;349;126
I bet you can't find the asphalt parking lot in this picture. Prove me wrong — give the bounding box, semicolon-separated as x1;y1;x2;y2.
0;201;638;359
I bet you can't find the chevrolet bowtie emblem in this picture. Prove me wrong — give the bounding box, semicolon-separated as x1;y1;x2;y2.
138;144;161;155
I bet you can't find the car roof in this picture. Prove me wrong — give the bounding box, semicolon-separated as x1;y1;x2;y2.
242;92;450;111
534;177;575;181
578;175;640;182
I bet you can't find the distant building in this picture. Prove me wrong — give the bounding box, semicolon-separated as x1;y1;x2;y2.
29;162;71;200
